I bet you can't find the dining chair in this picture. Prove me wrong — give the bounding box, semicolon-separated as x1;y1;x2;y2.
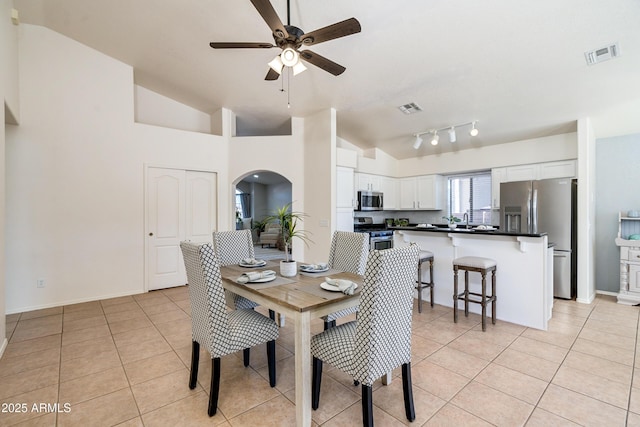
311;244;420;427
212;229;276;366
322;231;369;329
180;241;279;417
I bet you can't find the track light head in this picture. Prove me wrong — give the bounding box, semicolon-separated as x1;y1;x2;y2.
413;135;423;149
448;127;456;143
430;132;439;146
469;121;479;136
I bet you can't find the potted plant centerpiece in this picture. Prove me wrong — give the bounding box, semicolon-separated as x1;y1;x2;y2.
266;202;312;277
443;214;462;229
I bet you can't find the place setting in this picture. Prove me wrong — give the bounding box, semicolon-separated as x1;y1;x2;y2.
235;269;294;289
299;262;341;277
320;277;358;295
238;258;267;268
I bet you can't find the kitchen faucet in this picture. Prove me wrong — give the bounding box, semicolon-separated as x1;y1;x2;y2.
463;212;469;229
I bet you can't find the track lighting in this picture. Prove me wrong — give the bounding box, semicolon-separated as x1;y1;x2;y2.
448;127;457;143
469;121;479;136
413;135;423;149
411;121;479;149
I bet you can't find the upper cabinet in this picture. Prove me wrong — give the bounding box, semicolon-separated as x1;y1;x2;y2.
504;164;539;182
398;175;443;210
355;173;382;192
538;160;576;180
381;176;398;210
491;167;506;209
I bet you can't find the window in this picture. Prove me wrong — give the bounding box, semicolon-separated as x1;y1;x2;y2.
235;189;244;220
447;172;492;225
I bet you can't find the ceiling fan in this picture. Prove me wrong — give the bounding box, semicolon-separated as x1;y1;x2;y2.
209;0;361;80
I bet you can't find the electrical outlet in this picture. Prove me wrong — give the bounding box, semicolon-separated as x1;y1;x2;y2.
37;279;45;288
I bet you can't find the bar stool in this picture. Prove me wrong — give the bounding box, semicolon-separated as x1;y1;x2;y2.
416;250;435;313
453;256;497;331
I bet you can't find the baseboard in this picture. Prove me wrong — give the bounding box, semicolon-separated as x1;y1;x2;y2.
6;289;146;315
595;290;618;297
0;338;8;359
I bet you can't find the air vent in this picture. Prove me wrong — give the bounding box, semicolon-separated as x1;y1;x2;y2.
585;42;620;65
397;102;423;115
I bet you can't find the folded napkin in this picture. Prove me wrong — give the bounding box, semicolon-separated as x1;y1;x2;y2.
242;258;264;265
304;263;328;270
237;270;276;284
324;277;356;295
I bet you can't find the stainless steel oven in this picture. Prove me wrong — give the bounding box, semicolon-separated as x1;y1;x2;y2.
370;232;393;250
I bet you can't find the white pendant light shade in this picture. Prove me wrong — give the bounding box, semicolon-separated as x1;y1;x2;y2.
469;121;479;136
413;135;423;149
281;47;299;67
448;127;457;143
430;132;439;145
292;61;307;75
268;55;284;74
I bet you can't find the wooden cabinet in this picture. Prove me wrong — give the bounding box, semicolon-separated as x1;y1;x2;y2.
337;167;355;208
398;175;442;210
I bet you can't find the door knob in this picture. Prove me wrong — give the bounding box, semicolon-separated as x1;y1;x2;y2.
149;232;153;236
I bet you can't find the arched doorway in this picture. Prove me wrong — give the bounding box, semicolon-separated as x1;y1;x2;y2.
233;170;291;246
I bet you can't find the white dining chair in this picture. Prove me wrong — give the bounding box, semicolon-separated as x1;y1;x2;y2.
180;241;279;416
322;231;369;329
311;244;420;426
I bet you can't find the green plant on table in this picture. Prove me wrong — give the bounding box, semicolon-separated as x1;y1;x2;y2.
265;202;312;262
442;215;461;224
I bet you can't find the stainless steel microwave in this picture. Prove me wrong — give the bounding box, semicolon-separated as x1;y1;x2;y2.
357;191;383;211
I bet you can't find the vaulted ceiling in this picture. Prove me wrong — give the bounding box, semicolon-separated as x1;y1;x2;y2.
17;0;640;159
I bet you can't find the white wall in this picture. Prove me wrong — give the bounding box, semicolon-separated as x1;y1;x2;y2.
134;85;212;134
5;24;229;313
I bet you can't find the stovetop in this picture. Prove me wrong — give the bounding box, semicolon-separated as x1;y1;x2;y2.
354;217;393;236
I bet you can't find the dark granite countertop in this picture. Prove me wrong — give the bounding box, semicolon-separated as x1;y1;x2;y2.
389;225;547;238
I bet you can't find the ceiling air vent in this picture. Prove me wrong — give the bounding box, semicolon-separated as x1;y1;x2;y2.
585;42;620;65
397;102;423;115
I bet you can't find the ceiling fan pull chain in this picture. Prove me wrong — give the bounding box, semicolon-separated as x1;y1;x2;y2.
287;67;291;109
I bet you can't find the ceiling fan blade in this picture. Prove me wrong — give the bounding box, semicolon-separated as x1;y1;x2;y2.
299;50;346;76
265;68;280;80
300;18;361;46
209;42;275;49
250;0;289;39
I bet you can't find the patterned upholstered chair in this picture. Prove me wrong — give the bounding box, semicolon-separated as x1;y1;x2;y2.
322;231;369;330
311;244;420;426
180;241;279;417
212;230;260;311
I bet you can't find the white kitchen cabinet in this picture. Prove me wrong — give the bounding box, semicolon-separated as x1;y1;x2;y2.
615;212;640;305
398;175;442;210
381;176;398;209
491;167;506;209
336;207;354;232
355;173;381;192
337;167;355;208
504;164;539;182
416;175;443;209
538;160;576;180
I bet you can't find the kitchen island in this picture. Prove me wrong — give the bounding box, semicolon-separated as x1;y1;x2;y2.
393;226;553;330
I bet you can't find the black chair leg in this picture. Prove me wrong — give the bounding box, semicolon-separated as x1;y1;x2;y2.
243;348;250;367
402;363;416;422
312;357;323;410
208;358;221;417
267;340;276;387
323;319;337;330
361;384;373;427
189;341;200;389
269;309;276;320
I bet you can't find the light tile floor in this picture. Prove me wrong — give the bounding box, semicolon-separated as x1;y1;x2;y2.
2;290;640;426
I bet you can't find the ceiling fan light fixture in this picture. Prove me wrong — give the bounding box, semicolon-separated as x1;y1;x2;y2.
469;121;479;137
448;127;457;143
431;132;439;146
413;135;423;149
268;55;284;74
281;47;299;67
292;61;307;75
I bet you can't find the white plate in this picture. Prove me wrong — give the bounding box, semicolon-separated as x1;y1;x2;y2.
247;275;276;283
239;260;266;268
320;282;358;292
300;265;329;273
474;226;496;231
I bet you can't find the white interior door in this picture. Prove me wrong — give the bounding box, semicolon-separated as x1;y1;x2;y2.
147;167;217;291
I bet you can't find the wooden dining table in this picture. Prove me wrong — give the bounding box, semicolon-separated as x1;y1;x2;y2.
220;260;362;427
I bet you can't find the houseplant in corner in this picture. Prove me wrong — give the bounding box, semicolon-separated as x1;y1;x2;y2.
266;202;312;277
443;214;461;229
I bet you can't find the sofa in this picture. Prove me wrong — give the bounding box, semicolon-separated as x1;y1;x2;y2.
260;223;281;248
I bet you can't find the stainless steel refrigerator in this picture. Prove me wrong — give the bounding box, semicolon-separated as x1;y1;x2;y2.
500;178;577;299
